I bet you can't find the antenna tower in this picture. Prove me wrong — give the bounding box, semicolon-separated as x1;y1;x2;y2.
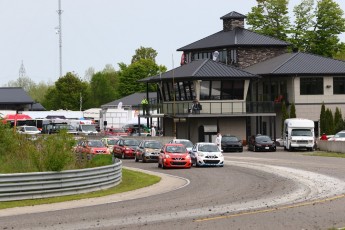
19;60;27;78
56;0;63;77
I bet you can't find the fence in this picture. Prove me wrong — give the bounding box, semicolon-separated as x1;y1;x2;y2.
0;159;122;202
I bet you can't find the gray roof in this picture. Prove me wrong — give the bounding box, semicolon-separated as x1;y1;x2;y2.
0;87;34;104
177;28;290;51
244;52;345;76
220;11;246;19
140;59;259;83
102;92;157;107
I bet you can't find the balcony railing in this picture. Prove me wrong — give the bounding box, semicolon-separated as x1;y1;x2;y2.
138;101;275;116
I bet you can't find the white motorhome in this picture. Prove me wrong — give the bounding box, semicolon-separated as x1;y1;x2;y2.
283;118;315;151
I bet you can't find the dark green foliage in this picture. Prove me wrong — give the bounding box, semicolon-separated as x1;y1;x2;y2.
320;103;326;134
334;107;344;133
87;155;113;168
89;71;119;107
324;108;334;135
289;102;296;118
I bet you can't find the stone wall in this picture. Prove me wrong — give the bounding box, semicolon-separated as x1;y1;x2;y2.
236;47;287;68
223;19;244;31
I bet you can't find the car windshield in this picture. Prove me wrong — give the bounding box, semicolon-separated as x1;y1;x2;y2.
334;132;345;138
222;136;239;142
256;136;272;142
166;146;186;153
176;140;193;148
88;140;104;147
144;142;162;149
291;129;312;137
124;139;139;146
198;144;219;152
107;139;117;145
25;126;38;131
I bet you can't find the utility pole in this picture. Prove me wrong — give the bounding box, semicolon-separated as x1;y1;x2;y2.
56;0;63;77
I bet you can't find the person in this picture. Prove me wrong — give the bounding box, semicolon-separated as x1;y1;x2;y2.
150;126;156;137
215;132;222;149
320;133;328;140
192;99;202;114
141;97;149;115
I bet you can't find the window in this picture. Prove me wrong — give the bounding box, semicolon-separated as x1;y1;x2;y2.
334;77;345;94
300;77;323;95
200;81;211;100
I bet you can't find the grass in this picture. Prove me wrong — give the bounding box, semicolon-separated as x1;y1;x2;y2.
0;168;160;210
304;151;345;158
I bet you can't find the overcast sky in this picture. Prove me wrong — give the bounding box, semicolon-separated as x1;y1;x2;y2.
1;0;345;86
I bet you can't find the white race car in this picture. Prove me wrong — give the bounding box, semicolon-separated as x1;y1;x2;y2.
190;142;224;167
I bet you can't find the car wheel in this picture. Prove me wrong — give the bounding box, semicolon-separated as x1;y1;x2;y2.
161;161;165;169
158;162;161;168
135;155;139;162
142;156;146;163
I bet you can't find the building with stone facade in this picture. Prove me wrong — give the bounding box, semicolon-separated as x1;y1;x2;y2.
140;11;345;144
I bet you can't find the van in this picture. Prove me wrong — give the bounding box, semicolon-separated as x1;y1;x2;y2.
78;124;98;135
283;118;315;151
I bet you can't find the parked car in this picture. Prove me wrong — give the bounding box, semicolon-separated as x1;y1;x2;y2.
168;139;193;152
113;138;140;159
17;125;41;135
221;135;243;152
328;130;345;141
158;143;192;169
101;137;121;152
135;140;163;163
74;139;110;155
189;142;224;167
248;135;276;152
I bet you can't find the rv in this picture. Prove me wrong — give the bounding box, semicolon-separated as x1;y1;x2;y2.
283;118;315;151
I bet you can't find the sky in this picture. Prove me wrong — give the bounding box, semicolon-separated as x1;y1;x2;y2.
1;0;345;86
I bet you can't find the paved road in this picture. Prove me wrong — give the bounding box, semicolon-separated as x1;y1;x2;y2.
1;148;345;230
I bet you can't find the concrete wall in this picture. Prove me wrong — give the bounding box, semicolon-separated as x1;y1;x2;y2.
317;140;345;153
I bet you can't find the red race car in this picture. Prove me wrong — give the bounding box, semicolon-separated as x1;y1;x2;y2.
158;143;192;169
112;138;140;159
75;139;110;155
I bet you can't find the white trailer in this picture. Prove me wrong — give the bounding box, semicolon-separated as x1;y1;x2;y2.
283;118;315;151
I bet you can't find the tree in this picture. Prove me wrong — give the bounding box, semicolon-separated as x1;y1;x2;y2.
6;76;36;92
320;103;326;134
306;0;345;57
281;101;289;135
41;72;90;110
89;71;119;107
131;46;158;64
84;67;95;82
325;108;334;134
289;102;296;118
247;0;290;41
334;107;344;133
28;81;51;104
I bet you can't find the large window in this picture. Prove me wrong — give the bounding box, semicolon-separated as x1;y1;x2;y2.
200;80;244;100
334;77;345;94
300;77;323;95
161;81;194;101
190;49;237;65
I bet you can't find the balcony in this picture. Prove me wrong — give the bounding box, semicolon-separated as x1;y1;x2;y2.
138;101;275;116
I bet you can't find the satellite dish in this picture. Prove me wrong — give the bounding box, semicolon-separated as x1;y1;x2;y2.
118;102;123;109
212;51;219;61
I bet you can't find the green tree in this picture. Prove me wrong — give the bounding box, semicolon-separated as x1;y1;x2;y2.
325;108;334;134
6;76;36;92
281;101;289;135
89;70;119;107
41;72;90;110
131;46;158;64
247;0;290;41
306;0;345;57
290;0;314;51
334;107;344;133
289;102;296;118
320;103;326;134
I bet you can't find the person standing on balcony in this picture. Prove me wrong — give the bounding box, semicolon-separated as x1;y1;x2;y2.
192;99;202;114
141;97;149;115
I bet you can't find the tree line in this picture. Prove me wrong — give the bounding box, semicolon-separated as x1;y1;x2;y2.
5;47;167;111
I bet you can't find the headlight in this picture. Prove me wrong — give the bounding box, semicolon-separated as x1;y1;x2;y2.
145;149;150;153
125;147;130;150
186;155;191;159
198;152;204;157
165;154;171;158
219;153;223;157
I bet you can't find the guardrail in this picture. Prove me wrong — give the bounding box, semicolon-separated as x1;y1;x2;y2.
0;159;122;202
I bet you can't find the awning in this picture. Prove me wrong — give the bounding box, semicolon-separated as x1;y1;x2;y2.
3;114;32;120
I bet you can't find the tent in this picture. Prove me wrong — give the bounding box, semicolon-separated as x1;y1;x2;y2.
3;114;32;120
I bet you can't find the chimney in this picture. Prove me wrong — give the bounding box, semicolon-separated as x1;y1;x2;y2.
220;11;246;32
